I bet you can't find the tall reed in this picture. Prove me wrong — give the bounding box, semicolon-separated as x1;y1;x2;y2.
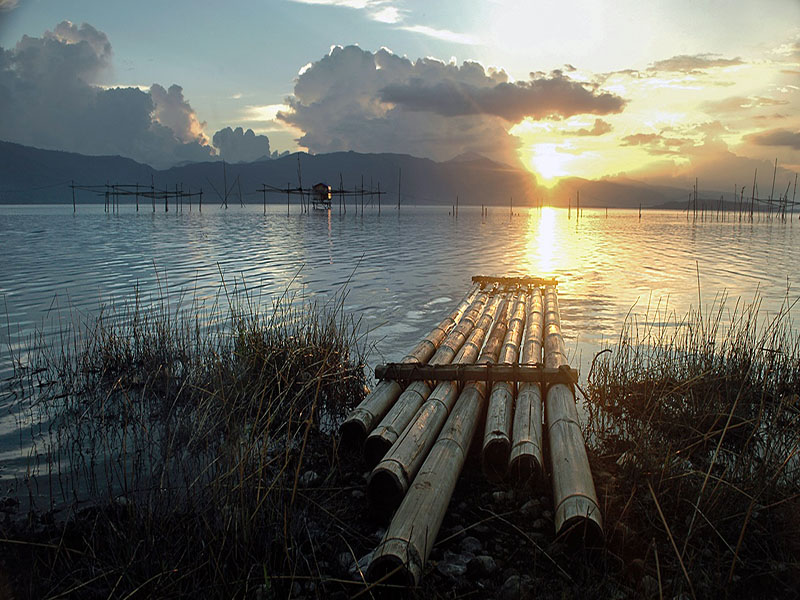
1;279;368;598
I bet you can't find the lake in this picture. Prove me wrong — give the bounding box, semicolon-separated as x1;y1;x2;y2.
2;202;799;476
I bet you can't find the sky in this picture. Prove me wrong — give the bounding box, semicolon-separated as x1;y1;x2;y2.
0;0;798;190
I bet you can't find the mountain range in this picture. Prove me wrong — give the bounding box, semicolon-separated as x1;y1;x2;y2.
0;140;694;208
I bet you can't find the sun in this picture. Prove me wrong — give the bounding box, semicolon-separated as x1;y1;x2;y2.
527;143;573;187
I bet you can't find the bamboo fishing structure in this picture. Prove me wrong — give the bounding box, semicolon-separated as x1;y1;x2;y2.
339;285;479;447
367;295;505;517
335;276;602;588
482;293;527;482
508;287;545;483
362;293;489;466
543;285;603;544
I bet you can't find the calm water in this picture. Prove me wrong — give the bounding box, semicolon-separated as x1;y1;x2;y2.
2;203;799;475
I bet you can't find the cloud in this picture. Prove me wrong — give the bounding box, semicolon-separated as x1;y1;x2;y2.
278;45;626;165
0;21;215;168
0;0;18;11
379;72;625;121
704;95;789;113
288;0;406;23
564;118;612;136
150;83;209;145
745;128;800;150
650;54;744;73
398;25;479;44
621;132;692;155
212;127;271;162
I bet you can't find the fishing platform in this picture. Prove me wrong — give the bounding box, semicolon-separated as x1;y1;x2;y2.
340;275;602;587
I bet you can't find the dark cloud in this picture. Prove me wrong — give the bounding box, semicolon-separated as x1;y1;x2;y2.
621;132;691;155
650;54;744;73
379;74;625;121
565;118;612;137
212;127;271;162
704;95;789;113
0;21;214;168
746;128;800;150
279;45;625;165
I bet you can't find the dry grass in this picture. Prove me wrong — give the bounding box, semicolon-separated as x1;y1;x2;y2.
1;279;369;599
586;291;800;598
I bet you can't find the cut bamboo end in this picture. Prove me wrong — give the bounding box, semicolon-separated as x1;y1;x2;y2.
508;448;543;485
339;416;369;449
482;435;510;482
367;538;422;588
557;507;605;548
363;432;395;468
367;460;407;519
340;380;402;448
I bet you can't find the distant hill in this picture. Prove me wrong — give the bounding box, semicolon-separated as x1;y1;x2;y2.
0;141;155;202
1;140;692;207
544;176;688;209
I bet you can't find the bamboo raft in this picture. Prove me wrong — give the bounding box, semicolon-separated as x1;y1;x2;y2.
340;276;602;587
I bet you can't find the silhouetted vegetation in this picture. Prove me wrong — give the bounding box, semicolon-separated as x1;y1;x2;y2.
1;288;798;599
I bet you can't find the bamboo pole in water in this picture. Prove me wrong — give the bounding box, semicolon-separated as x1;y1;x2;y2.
543;285;603;543
482;293;527;481
339;285;479;447
367;295;506;517
509;287;545;483
367;299;512;586
362;292;490;466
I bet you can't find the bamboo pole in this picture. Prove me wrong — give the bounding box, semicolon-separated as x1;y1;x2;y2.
543;285;603;544
367;295;506;517
362;292;491;466
482;293;527;482
367;299;511;586
509;287;545;483
340;286;480;448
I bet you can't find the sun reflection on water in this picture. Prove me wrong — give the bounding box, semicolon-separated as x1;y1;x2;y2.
526;206;563;276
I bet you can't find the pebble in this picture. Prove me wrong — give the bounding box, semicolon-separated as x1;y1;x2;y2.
519;499;541;517
467;555;497;577
460;535;483;555
299;470;321;488
350;489;364;501
500;574;532;600
447;524;467;542
542;510;553;521
531;518;548;531
436;554;468;579
338;550;373;577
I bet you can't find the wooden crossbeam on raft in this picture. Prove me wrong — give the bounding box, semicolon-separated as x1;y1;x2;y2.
373;363;577;385
471;275;558;288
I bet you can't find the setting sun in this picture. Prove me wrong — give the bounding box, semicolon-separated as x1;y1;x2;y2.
526;143;573;186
